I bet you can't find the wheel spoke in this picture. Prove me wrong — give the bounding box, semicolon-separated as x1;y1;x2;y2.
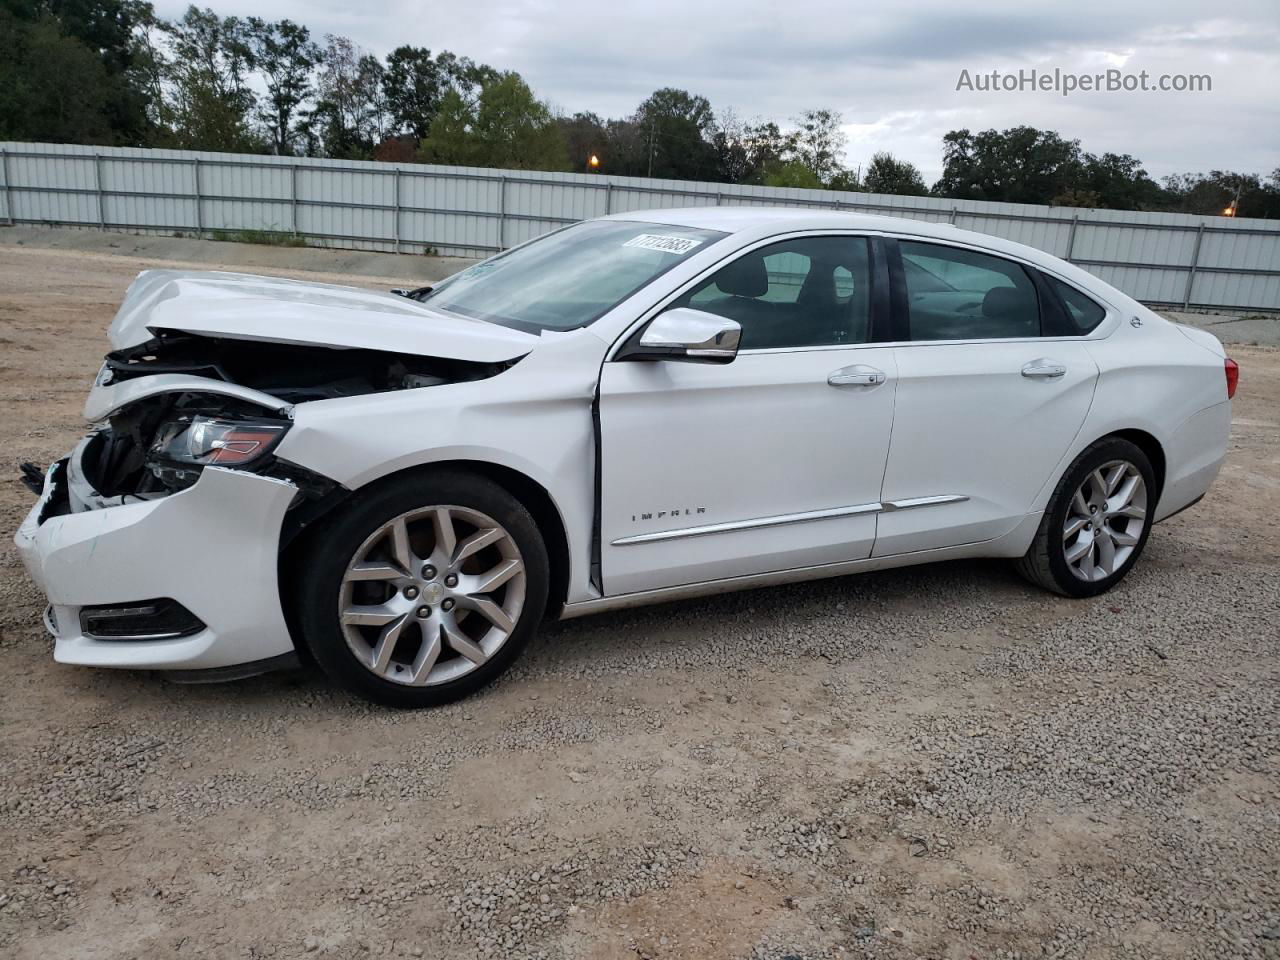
1090;469;1109;501
1110;474;1142;512
369;614;410;675
1104;463;1128;495
389;517;414;571
432;508;457;560
1077;542;1096;579
344;562;404;583
341;603;402;627
470;558;523;595
453;527;505;565
1095;530;1116;575
1065;531;1094;564
1072;489;1090;517
466;595;516;634
1114;504;1146;521
1110;526;1140;547
442;619;488;665
1064;515;1088;538
409;628;443;685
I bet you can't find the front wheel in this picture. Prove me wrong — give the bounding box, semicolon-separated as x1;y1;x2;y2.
296;470;549;707
1015;437;1156;598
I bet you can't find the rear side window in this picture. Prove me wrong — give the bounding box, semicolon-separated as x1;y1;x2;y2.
899;241;1040;341
1047;276;1107;333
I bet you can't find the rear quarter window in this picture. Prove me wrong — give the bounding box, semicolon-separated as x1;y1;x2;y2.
1048;276;1107;334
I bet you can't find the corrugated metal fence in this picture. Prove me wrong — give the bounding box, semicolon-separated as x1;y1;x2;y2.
2;141;1278;313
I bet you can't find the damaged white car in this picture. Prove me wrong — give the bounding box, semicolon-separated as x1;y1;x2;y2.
16;209;1236;707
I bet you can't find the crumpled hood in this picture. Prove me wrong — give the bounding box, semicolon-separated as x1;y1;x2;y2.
107;269;538;363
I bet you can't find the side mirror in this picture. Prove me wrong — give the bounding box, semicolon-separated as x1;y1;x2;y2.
621;308;741;364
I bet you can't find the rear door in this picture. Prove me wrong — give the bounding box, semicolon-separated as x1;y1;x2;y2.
873;239;1100;557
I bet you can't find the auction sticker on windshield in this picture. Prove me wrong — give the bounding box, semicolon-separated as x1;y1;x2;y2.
622;234;705;254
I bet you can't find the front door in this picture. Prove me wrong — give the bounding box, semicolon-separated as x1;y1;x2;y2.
598;234;897;596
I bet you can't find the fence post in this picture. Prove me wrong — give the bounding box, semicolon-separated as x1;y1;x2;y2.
1065;215;1079;262
94;154;106;231
498;175;508;250
1182;222;1206;310
1;148;12;225
949;207;959;224
290;164;299;236
192;157;203;237
393;168;401;254
604;181;613;215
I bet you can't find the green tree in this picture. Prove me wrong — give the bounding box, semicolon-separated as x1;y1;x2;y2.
557;111;607;172
761;159;823;189
244;17;318;154
631;87;718;179
0;0;154;144
789;109;846;184
934;125;1084;204
308;36;386;158
0;11;114;142
1163;169;1280;219
862;151;927;196
159;6;260;151
420;71;567;171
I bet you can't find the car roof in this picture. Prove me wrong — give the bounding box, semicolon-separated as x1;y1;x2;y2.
604;205;1130;309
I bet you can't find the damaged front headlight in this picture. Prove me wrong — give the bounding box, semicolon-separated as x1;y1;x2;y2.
147;416;291;488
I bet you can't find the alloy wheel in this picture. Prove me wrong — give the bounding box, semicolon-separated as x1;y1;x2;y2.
338;505;526;686
1062;460;1148;582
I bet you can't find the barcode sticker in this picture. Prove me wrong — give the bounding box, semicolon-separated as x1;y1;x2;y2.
622;234;705;255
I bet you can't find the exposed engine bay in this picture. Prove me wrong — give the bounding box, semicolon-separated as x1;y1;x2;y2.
73;331;516;504
103;330;514;403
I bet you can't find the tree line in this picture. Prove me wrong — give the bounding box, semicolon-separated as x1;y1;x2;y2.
2;0;1277;218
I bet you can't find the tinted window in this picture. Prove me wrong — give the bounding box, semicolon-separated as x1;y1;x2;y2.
421;220;726;332
899;241;1039;341
677;236;871;350
1048;276;1107;333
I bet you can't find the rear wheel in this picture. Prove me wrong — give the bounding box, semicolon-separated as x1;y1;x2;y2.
1015;437;1156;598
297;471;548;707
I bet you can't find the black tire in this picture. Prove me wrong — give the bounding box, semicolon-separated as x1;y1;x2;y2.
295;469;549;708
1015;437;1157;598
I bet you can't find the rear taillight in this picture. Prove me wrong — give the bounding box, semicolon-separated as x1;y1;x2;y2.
1225;358;1239;399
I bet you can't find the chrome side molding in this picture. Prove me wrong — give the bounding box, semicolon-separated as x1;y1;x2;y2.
611;495;968;546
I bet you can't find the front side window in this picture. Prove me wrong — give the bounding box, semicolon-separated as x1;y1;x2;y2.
421;220;727;332
1047;276;1107;333
676;236;871;350
899;241;1040;341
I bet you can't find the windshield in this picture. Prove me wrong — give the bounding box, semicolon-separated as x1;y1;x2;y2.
420;220;728;331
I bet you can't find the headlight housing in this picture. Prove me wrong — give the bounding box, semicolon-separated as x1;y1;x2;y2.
149;415;290;468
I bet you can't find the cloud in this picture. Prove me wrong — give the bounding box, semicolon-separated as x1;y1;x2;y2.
153;0;1280;182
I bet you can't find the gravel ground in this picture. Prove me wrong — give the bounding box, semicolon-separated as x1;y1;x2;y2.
1;229;1278;960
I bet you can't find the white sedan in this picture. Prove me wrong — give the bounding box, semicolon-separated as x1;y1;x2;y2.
15;208;1236;706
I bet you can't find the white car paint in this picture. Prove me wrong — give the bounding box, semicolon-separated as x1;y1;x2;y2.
107;269;538;361
14;208;1232;676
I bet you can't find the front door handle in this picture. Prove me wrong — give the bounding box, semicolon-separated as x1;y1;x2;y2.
1021;359;1067;380
828;364;886;388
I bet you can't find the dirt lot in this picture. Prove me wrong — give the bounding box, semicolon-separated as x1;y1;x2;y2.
1;230;1277;960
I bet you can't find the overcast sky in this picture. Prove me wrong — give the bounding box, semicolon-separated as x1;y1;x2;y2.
156;0;1278;182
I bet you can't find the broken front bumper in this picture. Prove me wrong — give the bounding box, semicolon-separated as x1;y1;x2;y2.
15;443;299;671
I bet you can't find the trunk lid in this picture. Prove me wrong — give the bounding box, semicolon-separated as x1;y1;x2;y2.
108;269;538;363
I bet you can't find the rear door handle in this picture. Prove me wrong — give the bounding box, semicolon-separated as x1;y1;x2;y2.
828;364;886;388
1021;359;1066;380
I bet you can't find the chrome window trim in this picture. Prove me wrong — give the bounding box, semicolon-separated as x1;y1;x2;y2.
605;229;1119;361
611;495;968;546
